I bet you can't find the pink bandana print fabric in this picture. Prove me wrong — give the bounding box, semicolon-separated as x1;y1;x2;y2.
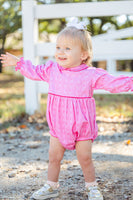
16;58;133;150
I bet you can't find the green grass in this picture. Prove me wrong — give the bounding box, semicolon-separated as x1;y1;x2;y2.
0;72;133;125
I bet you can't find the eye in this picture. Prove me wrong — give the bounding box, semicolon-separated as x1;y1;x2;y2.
56;46;60;50
66;47;71;50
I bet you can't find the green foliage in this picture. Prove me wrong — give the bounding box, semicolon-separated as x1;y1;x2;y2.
0;0;22;72
0;0;21;49
39;19;63;33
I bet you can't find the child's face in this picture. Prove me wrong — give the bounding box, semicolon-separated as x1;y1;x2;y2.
55;36;86;68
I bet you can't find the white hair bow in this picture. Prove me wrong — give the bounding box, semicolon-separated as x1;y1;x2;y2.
66;17;87;30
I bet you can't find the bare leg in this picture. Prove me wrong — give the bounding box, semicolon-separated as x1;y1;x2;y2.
47;135;65;182
76;140;95;182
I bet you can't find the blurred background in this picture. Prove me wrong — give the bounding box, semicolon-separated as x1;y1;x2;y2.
0;2;133;199
0;0;133;127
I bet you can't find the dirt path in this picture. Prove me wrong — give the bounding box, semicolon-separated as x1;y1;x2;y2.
0;116;133;200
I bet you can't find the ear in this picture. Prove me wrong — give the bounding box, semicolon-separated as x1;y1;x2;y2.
81;51;88;61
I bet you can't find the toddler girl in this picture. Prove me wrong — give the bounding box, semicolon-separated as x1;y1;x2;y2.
0;19;133;200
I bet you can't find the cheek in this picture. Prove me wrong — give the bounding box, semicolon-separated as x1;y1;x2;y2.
65;51;71;58
54;51;58;58
73;49;81;56
73;51;82;60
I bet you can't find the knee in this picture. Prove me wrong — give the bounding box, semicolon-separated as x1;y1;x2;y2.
78;153;92;166
49;150;63;164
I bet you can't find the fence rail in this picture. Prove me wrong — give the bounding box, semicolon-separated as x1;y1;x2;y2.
35;1;133;19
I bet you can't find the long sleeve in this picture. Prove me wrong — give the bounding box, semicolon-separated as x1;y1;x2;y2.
92;67;133;93
15;57;54;83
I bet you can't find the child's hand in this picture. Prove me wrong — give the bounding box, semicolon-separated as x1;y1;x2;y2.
0;52;19;67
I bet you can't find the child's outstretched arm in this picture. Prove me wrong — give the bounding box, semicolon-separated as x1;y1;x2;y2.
92;68;133;93
0;53;53;83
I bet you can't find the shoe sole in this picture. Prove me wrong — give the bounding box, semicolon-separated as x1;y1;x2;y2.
31;192;59;200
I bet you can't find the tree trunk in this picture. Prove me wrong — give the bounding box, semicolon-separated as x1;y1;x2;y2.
0;48;5;73
0;35;6;73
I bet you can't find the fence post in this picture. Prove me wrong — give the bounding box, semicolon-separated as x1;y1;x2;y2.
107;59;116;74
22;0;40;114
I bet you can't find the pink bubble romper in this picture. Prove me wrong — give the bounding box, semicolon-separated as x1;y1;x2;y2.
16;58;133;150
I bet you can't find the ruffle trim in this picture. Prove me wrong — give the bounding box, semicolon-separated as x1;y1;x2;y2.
15;57;25;71
131;75;133;91
57;63;89;72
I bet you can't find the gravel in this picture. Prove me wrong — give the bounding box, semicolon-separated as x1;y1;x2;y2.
0;118;133;200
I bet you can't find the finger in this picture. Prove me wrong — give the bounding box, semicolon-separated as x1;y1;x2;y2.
6;52;11;55
0;56;6;60
0;54;6;57
6;52;13;57
0;57;6;61
1;60;6;63
2;62;10;66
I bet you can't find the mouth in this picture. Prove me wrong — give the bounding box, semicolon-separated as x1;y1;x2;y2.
58;57;67;61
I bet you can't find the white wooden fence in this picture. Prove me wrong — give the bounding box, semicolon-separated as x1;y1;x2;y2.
22;0;133;114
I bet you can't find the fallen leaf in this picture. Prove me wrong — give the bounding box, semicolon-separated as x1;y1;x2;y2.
30;173;37;177
19;124;27;129
126;139;131;145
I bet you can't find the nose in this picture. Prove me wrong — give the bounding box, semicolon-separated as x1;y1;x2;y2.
58;48;65;54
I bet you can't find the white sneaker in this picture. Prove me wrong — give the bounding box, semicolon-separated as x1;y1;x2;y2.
31;183;59;200
87;185;103;200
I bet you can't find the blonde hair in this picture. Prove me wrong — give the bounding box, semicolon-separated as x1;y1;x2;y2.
57;26;93;66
